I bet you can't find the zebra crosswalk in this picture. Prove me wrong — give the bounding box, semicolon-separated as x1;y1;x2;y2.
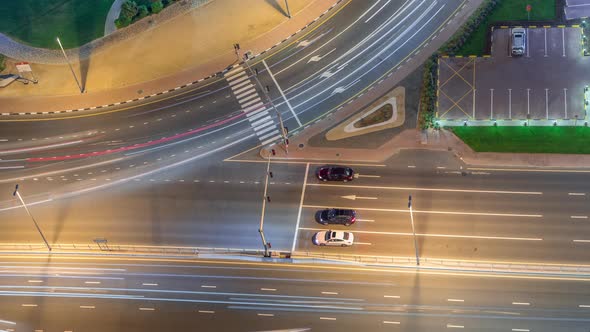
225;66;282;146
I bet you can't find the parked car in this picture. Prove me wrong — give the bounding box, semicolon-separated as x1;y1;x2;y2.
511;28;526;56
316;165;354;182
312;230;354;247
317;208;356;226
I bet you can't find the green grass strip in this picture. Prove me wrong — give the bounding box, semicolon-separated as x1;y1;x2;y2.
450;126;590;154
0;0;114;49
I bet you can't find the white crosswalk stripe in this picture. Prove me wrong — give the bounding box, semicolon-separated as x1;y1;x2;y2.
241;97;261;108
248;110;270;122
225;65;281;146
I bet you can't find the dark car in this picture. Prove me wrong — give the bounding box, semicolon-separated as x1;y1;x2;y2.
316;165;354;182
316;208;357;226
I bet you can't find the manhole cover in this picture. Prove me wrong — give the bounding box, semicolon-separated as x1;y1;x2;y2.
298;143;305;148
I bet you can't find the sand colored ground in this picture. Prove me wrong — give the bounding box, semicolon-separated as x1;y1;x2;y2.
0;0;317;97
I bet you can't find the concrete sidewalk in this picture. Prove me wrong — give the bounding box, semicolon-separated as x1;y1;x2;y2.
0;0;341;113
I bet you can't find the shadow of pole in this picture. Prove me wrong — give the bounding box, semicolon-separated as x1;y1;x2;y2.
265;0;289;18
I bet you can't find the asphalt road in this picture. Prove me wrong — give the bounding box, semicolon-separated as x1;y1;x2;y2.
0;254;589;332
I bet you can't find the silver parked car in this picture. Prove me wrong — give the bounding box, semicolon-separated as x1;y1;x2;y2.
511;28;526;56
312;230;354;247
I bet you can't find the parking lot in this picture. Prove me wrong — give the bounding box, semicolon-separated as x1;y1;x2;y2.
437;27;588;124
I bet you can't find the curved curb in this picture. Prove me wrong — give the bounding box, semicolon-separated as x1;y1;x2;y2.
0;0;343;118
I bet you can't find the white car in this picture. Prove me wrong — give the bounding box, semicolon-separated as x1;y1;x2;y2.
511;28;526;56
312;230;354;247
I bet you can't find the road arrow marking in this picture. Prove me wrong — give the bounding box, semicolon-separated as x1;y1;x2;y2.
341;195;377;200
307;48;336;63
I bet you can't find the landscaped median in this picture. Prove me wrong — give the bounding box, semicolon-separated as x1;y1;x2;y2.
450;126;590;154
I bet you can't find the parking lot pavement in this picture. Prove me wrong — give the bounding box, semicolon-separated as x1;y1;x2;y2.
438;26;588;126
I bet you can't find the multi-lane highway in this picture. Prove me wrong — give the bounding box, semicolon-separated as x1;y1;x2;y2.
0;254;588;332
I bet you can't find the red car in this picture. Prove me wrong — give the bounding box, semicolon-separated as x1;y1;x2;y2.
316;165;354;182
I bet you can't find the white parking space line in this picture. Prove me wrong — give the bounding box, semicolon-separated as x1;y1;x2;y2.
355;174;381;178
508;89;512;119
320;317;337;321
544;28;548;57
198;310;215;314
472;88;476;118
258;313;274;317
299;227;543;241
545;88;549;119
139;307;155;311
512;302;530;306
562;28;566;57
568;192;586;196
512;329;530;332
260;288;276;291
79;305;95;309
564;88;568;118
579;304;590;308
21;304;38;307
307;183;542;195
292;163;310;252
526;27;530;57
490;88;494;119
321;291;339;295
573;239;590;243
384;295;401;298
383;321;401;325
142;283;158;286
447;299;464;302
355;242;372;245
201;285;217;289
356;219;374;222
571;216;588;219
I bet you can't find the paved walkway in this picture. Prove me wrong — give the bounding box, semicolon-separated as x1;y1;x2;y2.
0;0;338;113
104;0;126;36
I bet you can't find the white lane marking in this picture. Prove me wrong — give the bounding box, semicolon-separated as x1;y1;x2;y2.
292;163;310;252
85;281;101;284
568;193;586;196
355;174;381;178
355;242;372;245
365;0;391;23
260;288;276;292
21;304;38;307
579;304;590;308
384;295;400;299
447;325;464;329
142;283;158;286
321;291;338;295
302;205;542;218
512;302;530;306
512;329;530;332
80;305;95;309
341;195;377;200
356;219;374;222
299;227;543;241
198;310;215;314
307;183;542;195
320;317;337;321
0;166;25;170
469;167;590;173
139;307;155;311
27;280;43;283
383;321;400;324
571;216;588;219
447;299;464;302
262;59;302;126
201;285;217;289
573;240;590;243
408;165;416;168
436;166;446;169
257;313;275;317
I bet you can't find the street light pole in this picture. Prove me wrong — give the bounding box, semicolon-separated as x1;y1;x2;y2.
284;0;291;18
56;37;84;94
258;155;272;257
241;52;289;154
408;195;419;266
13;185;51;251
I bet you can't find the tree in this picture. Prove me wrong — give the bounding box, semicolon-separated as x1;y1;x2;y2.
115;16;131;28
120;1;139;20
151;1;163;13
137;5;149;20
